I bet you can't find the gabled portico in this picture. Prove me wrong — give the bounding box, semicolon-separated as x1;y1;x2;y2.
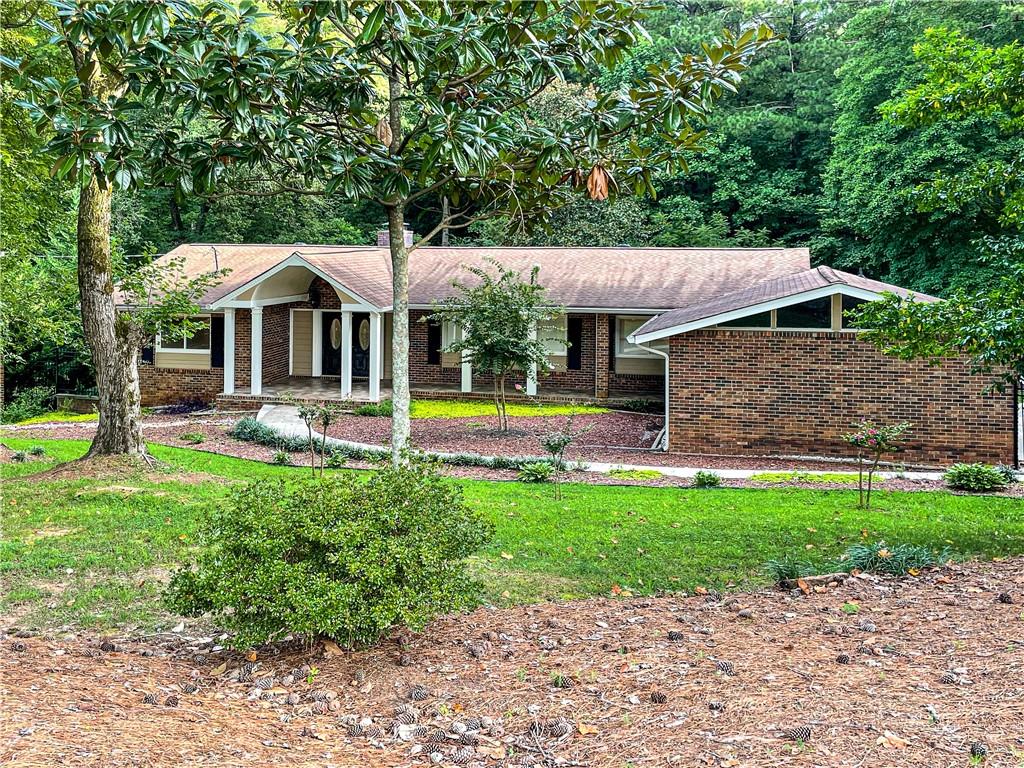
209;254;389;401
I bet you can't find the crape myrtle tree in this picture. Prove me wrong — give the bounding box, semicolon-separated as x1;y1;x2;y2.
4;1;222;456
122;0;773;465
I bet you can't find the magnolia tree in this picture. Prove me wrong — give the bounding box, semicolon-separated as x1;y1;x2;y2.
45;0;770;465
432;260;559;432
5;1;224;456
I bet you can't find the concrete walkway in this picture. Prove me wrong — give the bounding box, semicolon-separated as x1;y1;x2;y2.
256;405;965;481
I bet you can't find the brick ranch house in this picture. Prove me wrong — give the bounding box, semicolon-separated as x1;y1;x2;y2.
135;235;1019;466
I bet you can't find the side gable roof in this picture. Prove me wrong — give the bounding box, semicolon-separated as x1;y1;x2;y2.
630;266;939;343
157;243;812;312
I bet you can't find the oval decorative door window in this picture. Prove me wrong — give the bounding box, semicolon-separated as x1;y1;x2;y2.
358;318;371;350
329;318;342;349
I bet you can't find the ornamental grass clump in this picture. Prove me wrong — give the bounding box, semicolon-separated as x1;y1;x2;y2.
843;421;911;508
164;461;492;648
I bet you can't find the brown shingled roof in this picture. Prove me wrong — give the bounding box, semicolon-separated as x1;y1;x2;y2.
159;243;812;311
632;266;939;339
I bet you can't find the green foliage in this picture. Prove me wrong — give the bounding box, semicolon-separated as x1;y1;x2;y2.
178;432;204;445
271;451;292;466
433;261;561;432
0;386;54;424
354;399;393;418
750;471;863;485
943;463;1009;493
164;465;493;648
852;236;1024;389
764;556;824;584
607;468;662;481
843;421;911;509
517;462;554;484
692;470;722;489
228;416;279;445
28;446;46;457
410;399;607;419
10;451;28;463
993;465;1019;485
843;541;952;576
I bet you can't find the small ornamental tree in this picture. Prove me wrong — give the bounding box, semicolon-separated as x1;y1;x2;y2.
843;421;911;509
540;412;591;500
165;461;493;649
433;260;562;432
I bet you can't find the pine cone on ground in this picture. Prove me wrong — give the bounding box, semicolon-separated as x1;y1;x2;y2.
782;726;812;742
164;695;179;707
459;732;479;746
835;653;851;665
546;718;572;738
450;746;475;765
997;592;1013;604
100;640;116;652
708;700;725;712
409;684;430;701
667;630;685;641
650;691;667;704
254;675;276;690
715;659;736;676
939;671;958;685
427;727;448;744
398;653;413;667
142;693;158;705
462;717;482;731
346;722;364;737
970;742;988;758
10;641;26;652
362;724;383;739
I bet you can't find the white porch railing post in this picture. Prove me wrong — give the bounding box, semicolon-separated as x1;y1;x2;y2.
460;324;472;393
311;308;323;377
368;311;382;402
223;308;235;394
526;320;538;396
250;306;263;395
340;311;353;398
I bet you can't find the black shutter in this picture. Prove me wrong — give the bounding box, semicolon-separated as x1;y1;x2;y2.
141;342;154;365
427;321;442;364
210;315;225;368
608;315;616;372
567;316;583;370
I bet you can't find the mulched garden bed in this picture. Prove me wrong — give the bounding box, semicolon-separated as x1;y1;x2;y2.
4;558;1022;767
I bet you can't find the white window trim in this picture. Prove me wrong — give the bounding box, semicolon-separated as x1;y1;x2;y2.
539;314;568;356
616;315;661;358
441;320;461;350
156;314;212;354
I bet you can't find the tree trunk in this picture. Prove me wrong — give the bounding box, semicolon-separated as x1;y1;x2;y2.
388;204;411;466
78;176;146;457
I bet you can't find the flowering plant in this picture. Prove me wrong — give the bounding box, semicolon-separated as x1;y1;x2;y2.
843;421;911;508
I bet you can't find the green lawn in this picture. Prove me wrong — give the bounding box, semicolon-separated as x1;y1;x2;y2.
2;438;1022;633
409;398;608;419
12;410;99;425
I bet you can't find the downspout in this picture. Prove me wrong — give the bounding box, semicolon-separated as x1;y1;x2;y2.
639;341;670;452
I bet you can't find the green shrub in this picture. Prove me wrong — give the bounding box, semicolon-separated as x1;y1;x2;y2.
764;556;823;584
692;470;722;488
517;461;554;483
607;468;662;481
325;452;347;469
10;451;28;463
272;451;292;466
354;399;393;417
164;462;492;648
943;463;1009;492
843;540;952;575
994;464;1018;485
178;432;205;444
229;416;279;444
1;386;54;424
616;398;662;414
28;446;47;457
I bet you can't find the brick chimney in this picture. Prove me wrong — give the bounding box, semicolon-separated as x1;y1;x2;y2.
376;225;414;248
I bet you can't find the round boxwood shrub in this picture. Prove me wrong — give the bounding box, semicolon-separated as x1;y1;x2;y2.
165;461;492;648
943;463;1009;492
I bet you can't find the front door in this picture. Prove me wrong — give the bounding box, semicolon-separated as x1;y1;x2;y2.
352;312;371;378
321;312;342;376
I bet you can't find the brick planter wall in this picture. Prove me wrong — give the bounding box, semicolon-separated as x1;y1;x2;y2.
139;363;224;407
666;330;1015;465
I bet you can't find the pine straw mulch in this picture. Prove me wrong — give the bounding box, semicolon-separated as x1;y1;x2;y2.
24;454;225;485
3;559;1023;768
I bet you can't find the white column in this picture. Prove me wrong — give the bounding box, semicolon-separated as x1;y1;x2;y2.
526;320;538;396
340;310;353;398
460;324;472;393
222;308;235;394
368;311;382;402
250;306;263;395
311;308;323;377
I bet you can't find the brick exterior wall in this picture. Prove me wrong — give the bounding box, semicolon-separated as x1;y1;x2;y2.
595;313;610;398
667;330;1015;465
610;371;663;396
409;309;462;386
262;304;291;385
139;363;223;407
234;310;251;390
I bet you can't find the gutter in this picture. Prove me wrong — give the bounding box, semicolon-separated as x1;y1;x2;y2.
637;341;670;452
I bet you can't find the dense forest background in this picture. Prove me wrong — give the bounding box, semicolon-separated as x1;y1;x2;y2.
2;0;1022;394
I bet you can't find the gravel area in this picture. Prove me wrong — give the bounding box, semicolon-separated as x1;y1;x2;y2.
4;558;1023;767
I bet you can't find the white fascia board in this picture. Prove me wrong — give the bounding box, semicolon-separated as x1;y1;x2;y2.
406;304;668;314
629;285;884;344
209;253;380;310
